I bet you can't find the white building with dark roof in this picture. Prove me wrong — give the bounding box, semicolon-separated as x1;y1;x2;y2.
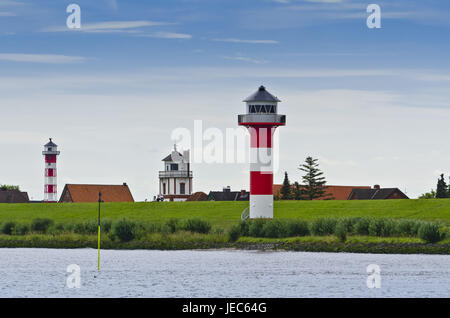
158;145;193;201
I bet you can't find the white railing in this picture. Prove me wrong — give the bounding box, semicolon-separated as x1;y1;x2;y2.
159;171;193;178
238;114;286;124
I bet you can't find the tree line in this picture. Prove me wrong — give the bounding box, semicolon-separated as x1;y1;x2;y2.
277;156;333;200
419;174;450;199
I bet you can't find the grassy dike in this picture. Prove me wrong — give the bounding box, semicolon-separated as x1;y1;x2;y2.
0;200;449;254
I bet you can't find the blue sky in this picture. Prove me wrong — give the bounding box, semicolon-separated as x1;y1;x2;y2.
1;0;450;200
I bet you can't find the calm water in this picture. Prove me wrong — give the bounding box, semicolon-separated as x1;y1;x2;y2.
0;248;449;298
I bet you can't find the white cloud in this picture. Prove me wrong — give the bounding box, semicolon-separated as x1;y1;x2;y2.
222;56;268;64
137;31;192;39
213;38;279;44
42;20;170;33
0;53;86;64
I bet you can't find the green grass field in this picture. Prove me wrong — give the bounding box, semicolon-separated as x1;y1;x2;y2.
1;199;450;229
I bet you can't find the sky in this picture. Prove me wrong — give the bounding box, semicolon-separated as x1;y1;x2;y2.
1;0;450;201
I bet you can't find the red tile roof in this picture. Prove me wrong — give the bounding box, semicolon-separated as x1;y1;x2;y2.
273;184;371;200
59;184;134;203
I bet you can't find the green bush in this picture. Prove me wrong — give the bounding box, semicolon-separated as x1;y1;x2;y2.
395;220;422;237
238;220;250;236
182;218;212;234
165;219;180;233
418;223;442;243
334;220;348;242
262;220;286;238
101;219;113;233
111;218;138;242
248;219;268;237
309;218;337;236
73;220;98;234
31;218;54;233
1;221;16;235
228;224;241;242
47;223;65;235
368;218;395;237
354;218;371;235
286;220;310;237
14;223;30;235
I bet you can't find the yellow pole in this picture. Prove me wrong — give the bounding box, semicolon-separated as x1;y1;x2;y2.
97;225;101;271
97;191;102;271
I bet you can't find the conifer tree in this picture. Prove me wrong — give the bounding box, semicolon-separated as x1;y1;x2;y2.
436;174;448;198
299;156;331;200
280;171;292;200
293;181;304;200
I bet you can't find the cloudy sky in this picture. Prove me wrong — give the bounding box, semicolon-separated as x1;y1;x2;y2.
1;0;450;201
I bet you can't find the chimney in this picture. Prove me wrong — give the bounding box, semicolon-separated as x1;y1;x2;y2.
223;186;231;193
373;184;380;189
123;182;128;187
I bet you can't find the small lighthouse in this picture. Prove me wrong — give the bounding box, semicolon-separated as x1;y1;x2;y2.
238;86;286;218
158;145;193;201
42;138;60;202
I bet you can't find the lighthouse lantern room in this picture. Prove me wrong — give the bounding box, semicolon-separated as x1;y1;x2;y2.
238;86;286;218
42;138;60;202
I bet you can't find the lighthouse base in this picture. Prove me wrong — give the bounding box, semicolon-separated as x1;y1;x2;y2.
249;195;273;219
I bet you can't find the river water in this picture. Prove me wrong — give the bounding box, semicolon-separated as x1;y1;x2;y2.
0;248;448;297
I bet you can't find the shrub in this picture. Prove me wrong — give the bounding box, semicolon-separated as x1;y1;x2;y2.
238;220;250;236
47;223;65;235
1;221;16;235
309;218;337;236
228;224;241;242
182;218;212;234
111;218;138;242
286;220;310;237
368;218;395;237
262;220;287;238
14;223;30;235
101;219;113;233
165;219;180;233
354;218;371;235
395;220;422;237
31;218;54;233
418;223;442;243
334;220;348;242
73;220;98;234
248;219;268;237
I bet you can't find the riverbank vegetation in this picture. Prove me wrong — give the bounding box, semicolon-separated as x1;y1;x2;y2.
0;216;448;254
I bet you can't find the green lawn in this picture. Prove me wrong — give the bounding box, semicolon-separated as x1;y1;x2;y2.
1;199;450;229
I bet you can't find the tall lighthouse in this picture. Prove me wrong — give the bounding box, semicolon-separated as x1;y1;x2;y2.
238;86;286;219
42;138;60;202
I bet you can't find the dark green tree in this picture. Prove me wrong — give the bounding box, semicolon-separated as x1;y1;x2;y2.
448;177;450;198
436;174;448;198
293;181;304;200
0;185;19;191
299;156;331;200
280;171;292;200
418;189;436;199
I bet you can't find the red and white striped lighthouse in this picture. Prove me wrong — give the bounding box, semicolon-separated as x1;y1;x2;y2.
42;138;60;202
238;86;286;218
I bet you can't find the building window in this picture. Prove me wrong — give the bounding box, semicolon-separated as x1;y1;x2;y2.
180;183;185;195
170;163;178;171
163;183;166;194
